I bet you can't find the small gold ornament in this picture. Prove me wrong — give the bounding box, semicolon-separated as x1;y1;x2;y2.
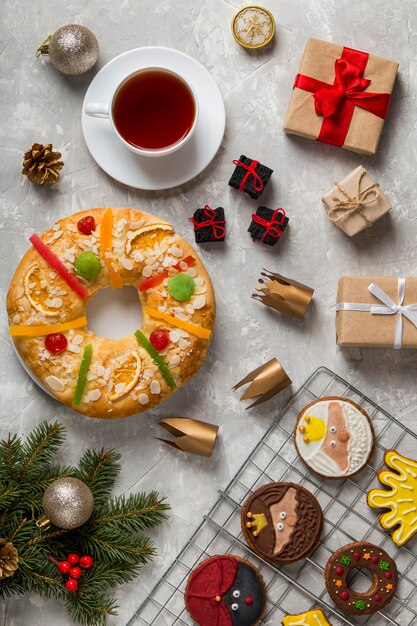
232;6;275;50
22;143;64;186
42;477;94;530
0;540;19;579
37;24;99;75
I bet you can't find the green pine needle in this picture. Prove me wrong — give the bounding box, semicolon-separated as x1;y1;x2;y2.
0;421;169;625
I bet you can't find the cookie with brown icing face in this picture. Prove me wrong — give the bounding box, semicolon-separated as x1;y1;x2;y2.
241;482;323;564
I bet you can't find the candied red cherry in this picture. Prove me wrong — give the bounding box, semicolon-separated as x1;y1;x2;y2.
58;561;71;575
65;578;78;592
45;333;68;354
67;553;79;566
79;555;93;569
69;566;82;579
77;215;96;236
149;329;169;351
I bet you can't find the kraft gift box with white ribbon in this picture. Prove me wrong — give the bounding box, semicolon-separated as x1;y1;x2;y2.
336;276;417;348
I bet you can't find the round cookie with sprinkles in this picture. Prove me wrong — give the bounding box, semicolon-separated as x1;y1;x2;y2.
294;397;375;479
185;555;266;626
325;541;398;616
241;482;323;564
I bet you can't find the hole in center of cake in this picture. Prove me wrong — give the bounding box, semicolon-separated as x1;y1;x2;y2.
87;286;142;339
346;568;377;594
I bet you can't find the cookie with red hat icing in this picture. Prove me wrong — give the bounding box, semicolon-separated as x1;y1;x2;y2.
294;397;375;479
185;555;266;626
241;482;323;564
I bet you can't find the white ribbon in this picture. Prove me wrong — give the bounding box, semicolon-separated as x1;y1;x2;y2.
335;278;417;349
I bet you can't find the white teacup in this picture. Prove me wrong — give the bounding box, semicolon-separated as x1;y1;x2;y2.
85;67;199;158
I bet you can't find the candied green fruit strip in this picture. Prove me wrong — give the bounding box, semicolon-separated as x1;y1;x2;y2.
73;343;93;406
134;330;176;389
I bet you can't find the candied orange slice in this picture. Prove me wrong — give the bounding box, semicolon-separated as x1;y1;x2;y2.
108;351;142;401
24;266;61;317
126;223;173;255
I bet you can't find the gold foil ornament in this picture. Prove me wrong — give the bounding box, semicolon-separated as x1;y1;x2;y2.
42;477;94;529
158;418;219;457
252;269;314;319
37;25;99;75
232;357;291;408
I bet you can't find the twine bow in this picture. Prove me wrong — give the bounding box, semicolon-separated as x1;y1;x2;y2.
335;278;417;349
189;205;226;240
327;169;380;227
251;209;286;242
232;159;264;193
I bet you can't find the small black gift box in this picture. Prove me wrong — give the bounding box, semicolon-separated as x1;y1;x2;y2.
248;206;288;246
189;206;226;243
229;155;273;199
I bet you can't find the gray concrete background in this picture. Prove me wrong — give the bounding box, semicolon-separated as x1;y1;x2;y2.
1;0;417;624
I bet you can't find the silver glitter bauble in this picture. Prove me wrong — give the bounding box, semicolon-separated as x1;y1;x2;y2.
42;477;94;530
37;25;99;75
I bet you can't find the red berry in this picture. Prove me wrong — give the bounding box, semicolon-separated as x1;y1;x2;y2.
374;594;382;602
45;333;68;355
67;554;79;566
336;567;344;576
77;216;96;236
70;567;82;579
58;561;71;575
340;591;349;601
149;329;169;351
65;578;78;592
385;571;392;579
79;555;93;569
353;551;361;561
372;556;379;564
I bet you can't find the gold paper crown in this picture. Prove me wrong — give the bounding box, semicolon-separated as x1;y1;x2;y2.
232;357;291;409
245;511;267;537
298;415;327;443
157;417;219;457
252;269;314;319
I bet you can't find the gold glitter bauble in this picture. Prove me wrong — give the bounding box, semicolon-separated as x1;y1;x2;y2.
42;477;94;530
37;25;99;75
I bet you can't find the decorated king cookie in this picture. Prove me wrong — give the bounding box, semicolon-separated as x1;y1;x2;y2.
294;397;375;479
241;482;323;564
7;208;215;418
281;607;333;625
325;541;398;616
368;450;417;546
185;555;266;626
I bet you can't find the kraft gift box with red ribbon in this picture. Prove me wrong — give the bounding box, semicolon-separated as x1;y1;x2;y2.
336;276;417;348
284;38;399;155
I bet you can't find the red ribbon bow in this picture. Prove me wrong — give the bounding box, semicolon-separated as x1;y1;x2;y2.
252;208;286;242
190;205;226;240
232;159;264;193
293;47;392;147
186;556;238;626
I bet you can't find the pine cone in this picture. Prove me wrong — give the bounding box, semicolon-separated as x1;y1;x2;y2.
0;540;19;578
22;143;64;185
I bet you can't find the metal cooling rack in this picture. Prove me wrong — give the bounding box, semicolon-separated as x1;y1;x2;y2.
128;366;417;626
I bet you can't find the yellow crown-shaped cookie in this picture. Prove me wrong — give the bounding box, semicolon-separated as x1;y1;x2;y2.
298;415;327;443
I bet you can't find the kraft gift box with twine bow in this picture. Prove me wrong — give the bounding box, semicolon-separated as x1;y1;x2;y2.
322;166;391;236
283;38;398;155
336;276;417;348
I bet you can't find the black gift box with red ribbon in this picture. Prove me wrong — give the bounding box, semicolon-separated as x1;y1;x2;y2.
190;206;226;243
248;206;288;246
229;155;273;199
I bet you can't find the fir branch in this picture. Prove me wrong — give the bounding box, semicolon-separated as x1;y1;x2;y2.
88;491;170;532
0;481;26;513
75;449;120;504
65;592;118;626
0;433;23;481
78;530;156;565
19;421;66;480
78;561;142;592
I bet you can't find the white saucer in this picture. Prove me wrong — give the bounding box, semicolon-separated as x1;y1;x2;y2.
82;47;226;190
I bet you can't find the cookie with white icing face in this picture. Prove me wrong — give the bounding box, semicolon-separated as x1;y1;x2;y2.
294;397;375;479
241;482;323;564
